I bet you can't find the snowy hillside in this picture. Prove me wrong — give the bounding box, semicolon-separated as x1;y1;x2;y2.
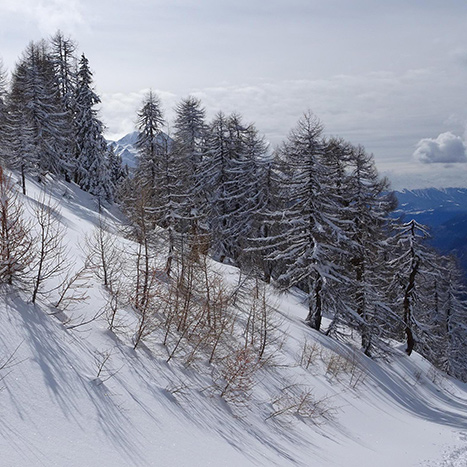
1;173;467;467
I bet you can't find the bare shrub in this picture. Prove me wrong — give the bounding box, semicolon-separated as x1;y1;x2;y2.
30;193;68;303
117;218;165;349
93;349;122;385
105;286;123;332
215;347;258;404
130;267;165;350
164;379;191;402
267;385;335;424
0;166;33;287
163;253;234;366
84;217;123;289
53;263;92;311
323;348;366;389
243;278;281;361
297;339;321;370
0;341;24;389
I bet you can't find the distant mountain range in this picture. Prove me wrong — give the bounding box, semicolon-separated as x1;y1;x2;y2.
108;131;172;169
394;187;467;276
108;131;139;168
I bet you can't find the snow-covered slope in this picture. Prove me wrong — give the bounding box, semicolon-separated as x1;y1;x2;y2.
2;174;467;467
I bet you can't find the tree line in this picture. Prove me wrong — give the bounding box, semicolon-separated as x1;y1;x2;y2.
1;32;466;382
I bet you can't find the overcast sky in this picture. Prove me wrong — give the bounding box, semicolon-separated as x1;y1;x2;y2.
2;0;467;189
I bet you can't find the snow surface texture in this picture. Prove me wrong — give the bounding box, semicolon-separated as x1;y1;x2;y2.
1;174;467;467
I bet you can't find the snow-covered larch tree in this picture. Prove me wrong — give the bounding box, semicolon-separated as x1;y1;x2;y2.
200;112;267;264
74;54;112;204
0;59;8;164
8;41;71;185
440;255;467;381
172;96;208;257
344;144;396;356
134;91;181;274
262;112;345;331
135;90;165;208
388;219;441;356
49;30;78;181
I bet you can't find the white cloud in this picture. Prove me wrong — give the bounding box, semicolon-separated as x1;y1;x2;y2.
413;132;467;164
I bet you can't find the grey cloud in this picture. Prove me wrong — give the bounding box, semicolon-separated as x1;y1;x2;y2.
0;0;84;34
413;132;467;164
101;69;466;164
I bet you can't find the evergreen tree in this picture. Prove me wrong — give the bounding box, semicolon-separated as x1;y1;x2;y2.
441;256;467;381
200;112;266;263
49;30;78;181
229;118;268;265
247;154;282;283
134;91;181;274
135;90;165;208
197;111;230;261
74;54;111;203
0;59;8;163
345;145;396;355
151;132;179;275
49;31;77;111
107;145;126;201
8;41;71;184
316;137;356;337
261;112;345;331
172;96;208;256
389;220;445;356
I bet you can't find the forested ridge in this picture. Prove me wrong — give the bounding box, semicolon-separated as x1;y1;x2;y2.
1;32;466;383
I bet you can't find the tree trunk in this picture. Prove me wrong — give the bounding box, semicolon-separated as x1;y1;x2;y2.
403;258;419;356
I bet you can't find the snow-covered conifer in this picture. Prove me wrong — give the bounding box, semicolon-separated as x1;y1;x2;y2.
246;154;282;282
200;112;267;263
172;96;208;256
134;92;182;273
49;31;78;181
0;59;8;164
107;145;126;202
135;90;165;206
388;220;444;356
74;54;111;204
49;31;77;112
261;112;345;331
345;145;396;355
440;256;467;381
8;41;71;181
